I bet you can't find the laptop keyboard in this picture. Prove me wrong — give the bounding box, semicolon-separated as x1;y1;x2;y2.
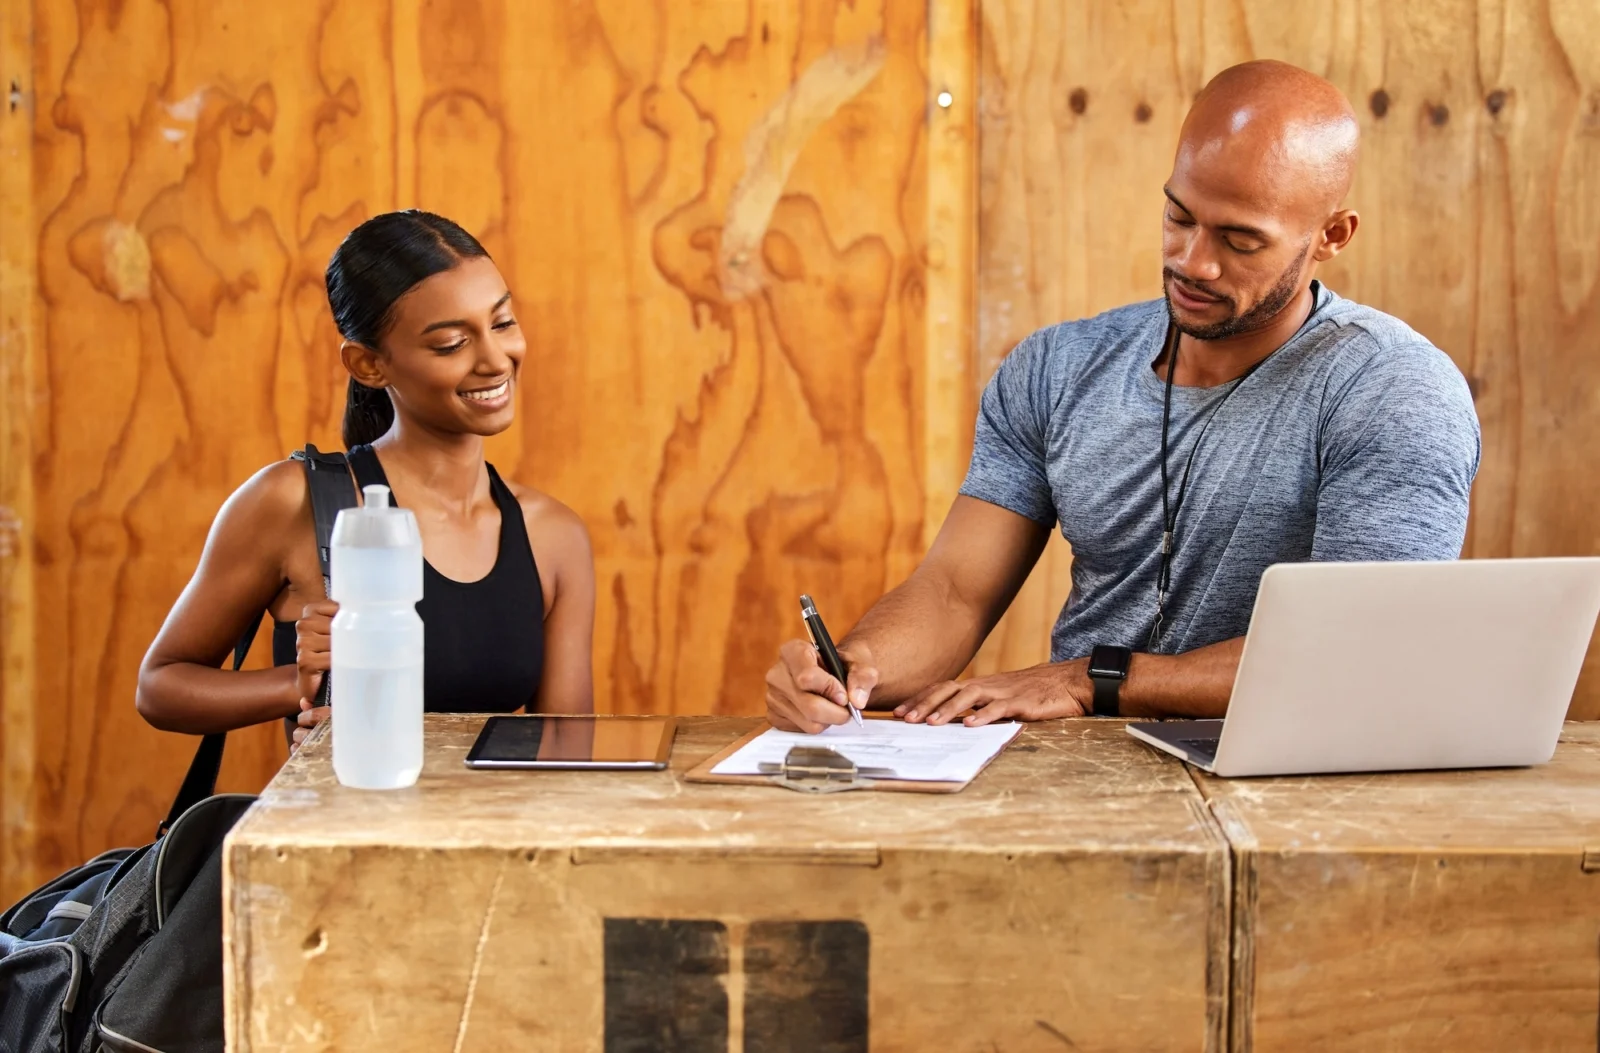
1177;738;1219;763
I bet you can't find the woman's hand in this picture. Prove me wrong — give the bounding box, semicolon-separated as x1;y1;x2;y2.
295;600;338;704
291;697;331;751
290;600;337;752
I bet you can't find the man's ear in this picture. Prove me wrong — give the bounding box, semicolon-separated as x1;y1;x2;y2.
1313;210;1360;262
340;340;388;389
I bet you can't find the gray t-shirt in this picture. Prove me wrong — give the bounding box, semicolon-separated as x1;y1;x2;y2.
959;283;1481;660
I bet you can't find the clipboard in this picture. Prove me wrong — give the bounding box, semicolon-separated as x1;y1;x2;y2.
683;716;1018;795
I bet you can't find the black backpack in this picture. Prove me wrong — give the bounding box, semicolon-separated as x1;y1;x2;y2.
0;447;356;1053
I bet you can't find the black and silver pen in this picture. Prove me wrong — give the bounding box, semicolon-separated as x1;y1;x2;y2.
799;594;864;728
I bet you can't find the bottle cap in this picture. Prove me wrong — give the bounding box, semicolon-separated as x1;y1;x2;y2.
331;485;421;551
330;484;423;603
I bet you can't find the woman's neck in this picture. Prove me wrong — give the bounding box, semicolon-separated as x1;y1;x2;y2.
371;419;490;515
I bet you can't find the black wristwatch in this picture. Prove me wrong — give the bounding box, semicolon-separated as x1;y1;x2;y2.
1087;645;1133;717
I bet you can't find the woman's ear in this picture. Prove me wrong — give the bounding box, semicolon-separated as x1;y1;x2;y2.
340;340;388;388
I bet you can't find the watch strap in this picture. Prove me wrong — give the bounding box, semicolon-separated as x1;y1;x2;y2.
1091;673;1122;717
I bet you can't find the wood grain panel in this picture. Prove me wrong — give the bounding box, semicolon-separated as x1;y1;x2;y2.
9;0;402;899
923;0;978;546
2;0;39;900
3;0;955;900
974;0;1600;715
483;2;938;718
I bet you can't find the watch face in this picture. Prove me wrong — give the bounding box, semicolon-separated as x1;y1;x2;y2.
1088;645;1131;679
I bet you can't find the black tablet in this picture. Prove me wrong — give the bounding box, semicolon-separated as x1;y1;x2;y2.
463;715;677;770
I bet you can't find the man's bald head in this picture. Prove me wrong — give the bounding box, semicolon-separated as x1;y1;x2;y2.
1179;60;1360;225
1161;61;1362;343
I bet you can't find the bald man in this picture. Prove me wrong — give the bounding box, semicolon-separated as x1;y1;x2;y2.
765;60;1480;731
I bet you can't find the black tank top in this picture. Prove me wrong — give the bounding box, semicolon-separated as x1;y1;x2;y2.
273;446;545;714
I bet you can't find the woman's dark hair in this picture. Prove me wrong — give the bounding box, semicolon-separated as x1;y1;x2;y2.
325;210;490;448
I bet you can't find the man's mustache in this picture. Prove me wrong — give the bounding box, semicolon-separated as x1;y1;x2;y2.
1163;269;1232;306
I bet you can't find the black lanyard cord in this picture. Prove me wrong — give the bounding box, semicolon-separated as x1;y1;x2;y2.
1151;322;1263;649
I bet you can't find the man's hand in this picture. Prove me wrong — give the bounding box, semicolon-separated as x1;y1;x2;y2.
895;659;1092;726
765;639;880;734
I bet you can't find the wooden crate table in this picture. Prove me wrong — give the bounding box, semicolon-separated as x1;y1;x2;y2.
223;716;1228;1052
1198;722;1600;1052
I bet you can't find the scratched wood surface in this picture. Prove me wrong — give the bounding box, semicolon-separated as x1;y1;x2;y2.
2;0;963;900
1197;722;1600;1051
971;0;1600;720
225;715;1228;1051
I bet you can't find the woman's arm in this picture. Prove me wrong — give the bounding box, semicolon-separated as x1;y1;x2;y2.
136;462;312;733
520;493;595;714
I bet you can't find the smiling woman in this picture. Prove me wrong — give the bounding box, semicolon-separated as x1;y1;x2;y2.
135;211;596;745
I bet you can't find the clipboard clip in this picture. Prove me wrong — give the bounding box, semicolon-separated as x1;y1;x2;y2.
757;746;896;794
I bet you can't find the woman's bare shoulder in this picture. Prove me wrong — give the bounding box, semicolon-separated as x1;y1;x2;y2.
182;459;318;594
504;481;591;557
226;459;311;526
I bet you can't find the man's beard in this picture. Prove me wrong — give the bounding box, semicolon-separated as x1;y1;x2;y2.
1163;242;1310;341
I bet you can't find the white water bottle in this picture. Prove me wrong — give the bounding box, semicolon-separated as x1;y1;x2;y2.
330;484;424;789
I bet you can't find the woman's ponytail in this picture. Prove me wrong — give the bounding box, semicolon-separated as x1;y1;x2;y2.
342;378;396;449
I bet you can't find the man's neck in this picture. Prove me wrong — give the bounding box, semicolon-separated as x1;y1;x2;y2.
1161;284;1317;388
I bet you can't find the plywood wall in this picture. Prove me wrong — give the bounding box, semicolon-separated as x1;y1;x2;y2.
1;0;970;898
972;0;1600;719
4;0;1598;899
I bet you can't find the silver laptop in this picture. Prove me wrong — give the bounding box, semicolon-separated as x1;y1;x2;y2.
1126;558;1600;777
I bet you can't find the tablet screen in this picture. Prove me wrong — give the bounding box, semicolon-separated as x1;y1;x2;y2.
464;715;676;770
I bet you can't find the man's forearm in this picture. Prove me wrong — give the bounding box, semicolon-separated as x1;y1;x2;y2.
1118;636;1245;718
841;571;993;707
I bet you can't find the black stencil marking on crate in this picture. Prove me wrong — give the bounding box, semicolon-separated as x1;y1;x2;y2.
743;919;869;1053
603;918;729;1053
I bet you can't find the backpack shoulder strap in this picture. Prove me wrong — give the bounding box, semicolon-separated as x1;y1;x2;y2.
159;447;358;838
291;444;358;707
294;443;360;587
